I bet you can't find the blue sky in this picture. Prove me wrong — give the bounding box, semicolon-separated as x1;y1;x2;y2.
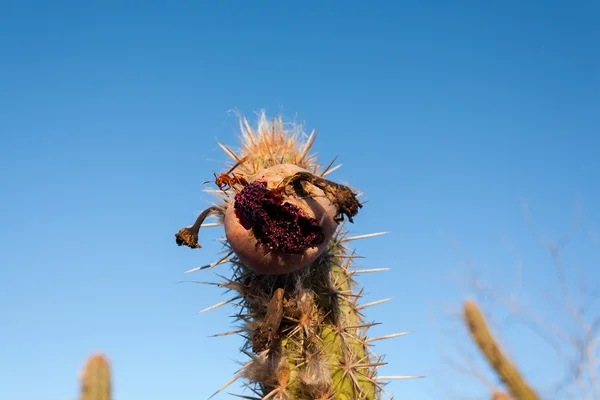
1;1;599;399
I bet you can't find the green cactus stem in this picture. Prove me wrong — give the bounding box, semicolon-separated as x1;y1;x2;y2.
463;299;539;400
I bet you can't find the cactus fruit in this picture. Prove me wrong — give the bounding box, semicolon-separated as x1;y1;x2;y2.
175;113;414;399
463;299;539;400
224;163;339;275
79;353;111;400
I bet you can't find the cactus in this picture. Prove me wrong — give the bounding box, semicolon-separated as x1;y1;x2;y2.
492;391;512;400
176;113;414;399
79;353;111;400
463;299;539;400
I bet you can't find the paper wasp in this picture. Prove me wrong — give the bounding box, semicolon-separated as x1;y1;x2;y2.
204;156;249;192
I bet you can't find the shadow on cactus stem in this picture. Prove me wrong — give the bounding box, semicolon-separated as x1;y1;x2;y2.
79;353;111;400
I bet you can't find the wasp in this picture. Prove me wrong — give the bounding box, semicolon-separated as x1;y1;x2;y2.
204;156;249;192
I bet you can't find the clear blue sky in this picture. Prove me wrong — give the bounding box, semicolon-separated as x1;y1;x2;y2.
1;1;599;399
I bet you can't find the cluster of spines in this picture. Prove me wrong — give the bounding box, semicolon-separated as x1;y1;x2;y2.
190;113;418;399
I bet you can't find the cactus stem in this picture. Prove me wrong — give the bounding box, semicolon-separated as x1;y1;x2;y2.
79;354;111;400
464;299;539;400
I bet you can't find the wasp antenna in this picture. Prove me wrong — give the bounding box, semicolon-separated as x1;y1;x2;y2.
203;171;219;185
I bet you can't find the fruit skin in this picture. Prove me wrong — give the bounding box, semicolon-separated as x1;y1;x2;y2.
224;163;337;275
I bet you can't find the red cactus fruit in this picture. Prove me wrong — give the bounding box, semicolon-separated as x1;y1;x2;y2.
224;164;338;275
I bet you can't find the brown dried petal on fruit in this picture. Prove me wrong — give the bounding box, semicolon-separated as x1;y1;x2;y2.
281;172;362;223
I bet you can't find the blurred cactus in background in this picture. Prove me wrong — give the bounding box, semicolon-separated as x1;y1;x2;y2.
492;391;513;400
175;113;417;399
79;353;111;400
464;299;539;400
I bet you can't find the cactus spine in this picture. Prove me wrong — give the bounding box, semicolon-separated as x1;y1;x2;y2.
79;353;111;400
179;114;412;399
463;300;539;400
